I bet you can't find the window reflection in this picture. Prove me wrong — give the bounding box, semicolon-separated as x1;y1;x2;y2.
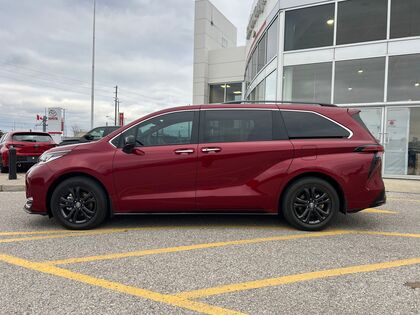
283;62;332;103
337;0;387;45
334;57;385;104
285;4;334;51
388;54;420;102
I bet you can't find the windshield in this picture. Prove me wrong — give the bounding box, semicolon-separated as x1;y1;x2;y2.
12;134;52;143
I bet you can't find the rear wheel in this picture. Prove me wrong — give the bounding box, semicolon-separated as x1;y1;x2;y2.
281;177;339;231
51;177;108;230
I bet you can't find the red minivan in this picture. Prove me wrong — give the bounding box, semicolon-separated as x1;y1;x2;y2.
0;132;56;173
24;103;386;231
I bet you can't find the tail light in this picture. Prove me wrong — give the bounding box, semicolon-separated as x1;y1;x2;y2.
354;144;384;153
6;144;24;149
354;145;384;179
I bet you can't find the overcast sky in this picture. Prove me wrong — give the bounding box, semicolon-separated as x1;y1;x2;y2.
0;0;253;135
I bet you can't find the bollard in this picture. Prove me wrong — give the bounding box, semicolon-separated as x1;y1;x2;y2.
8;146;17;180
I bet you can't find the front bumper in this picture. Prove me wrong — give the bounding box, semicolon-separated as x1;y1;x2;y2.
24;163;54;215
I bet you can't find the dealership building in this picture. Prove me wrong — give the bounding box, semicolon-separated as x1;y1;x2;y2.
193;0;420;179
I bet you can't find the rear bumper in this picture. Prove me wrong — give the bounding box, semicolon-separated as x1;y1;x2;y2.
370;189;386;208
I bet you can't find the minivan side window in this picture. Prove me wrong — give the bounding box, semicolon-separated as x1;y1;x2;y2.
201;110;273;143
121;111;195;147
281;110;350;139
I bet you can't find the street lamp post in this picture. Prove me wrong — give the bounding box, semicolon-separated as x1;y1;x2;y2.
90;0;96;129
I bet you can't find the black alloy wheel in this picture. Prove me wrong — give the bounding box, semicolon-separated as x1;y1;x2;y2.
282;177;339;231
293;186;332;225
51;177;108;230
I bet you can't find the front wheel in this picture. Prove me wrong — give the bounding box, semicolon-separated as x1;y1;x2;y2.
50;177;108;230
281;177;339;231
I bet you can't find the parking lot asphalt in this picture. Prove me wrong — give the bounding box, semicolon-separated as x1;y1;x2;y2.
0;191;419;314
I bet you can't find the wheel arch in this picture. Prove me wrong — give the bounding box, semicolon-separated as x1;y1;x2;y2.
46;172;113;218
278;172;347;215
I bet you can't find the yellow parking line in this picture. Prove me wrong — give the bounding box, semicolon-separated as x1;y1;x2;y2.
45;230;353;265
388;198;420;203
175;257;420;300
361;231;420;238
362;208;397;214
0;226;290;244
0;254;244;315
0;230;79;237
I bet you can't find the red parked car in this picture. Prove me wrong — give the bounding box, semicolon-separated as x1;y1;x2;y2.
0;132;56;173
24;103;385;231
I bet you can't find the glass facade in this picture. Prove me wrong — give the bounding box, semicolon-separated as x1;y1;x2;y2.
267;17;278;61
245;17;279;88
243;0;420;178
391;0;420;39
337;0;388;45
388;54;420;102
334;57;386;104
265;71;277;101
283;62;332;103
285;4;334;51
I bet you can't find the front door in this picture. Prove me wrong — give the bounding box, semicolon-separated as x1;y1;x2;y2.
196;108;294;212
112;111;199;212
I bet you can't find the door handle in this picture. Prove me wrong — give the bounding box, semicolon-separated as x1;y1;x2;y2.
201;147;221;153
174;149;195;155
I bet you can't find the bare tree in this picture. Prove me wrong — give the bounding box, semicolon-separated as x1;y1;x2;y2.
71;125;84;137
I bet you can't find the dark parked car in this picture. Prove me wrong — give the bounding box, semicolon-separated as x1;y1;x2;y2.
59;126;120;146
0;132;56;173
25;102;385;231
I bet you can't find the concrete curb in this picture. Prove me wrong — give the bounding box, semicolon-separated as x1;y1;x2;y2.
0;185;25;192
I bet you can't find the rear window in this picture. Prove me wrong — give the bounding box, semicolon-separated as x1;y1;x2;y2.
12;134;52;142
281;111;350;139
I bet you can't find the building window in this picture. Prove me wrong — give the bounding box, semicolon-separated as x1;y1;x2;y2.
391;0;420;39
209;83;242;103
285;4;334;51
267;17;278;61
334;57;385;104
337;0;387;45
265;71;277;101
281;111;350;139
283;62;332;104
225;83;243;102
209;85;225;103
201;110;273;143
256;80;265;101
388;54;420;102
257;34;267;73
251;51;257;79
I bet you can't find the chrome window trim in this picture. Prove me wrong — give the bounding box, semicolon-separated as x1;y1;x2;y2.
281;109;354;139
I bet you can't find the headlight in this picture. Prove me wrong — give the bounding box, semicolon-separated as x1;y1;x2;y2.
38;150;70;163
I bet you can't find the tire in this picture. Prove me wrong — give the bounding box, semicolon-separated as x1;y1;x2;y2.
281;177;339;231
50;176;108;230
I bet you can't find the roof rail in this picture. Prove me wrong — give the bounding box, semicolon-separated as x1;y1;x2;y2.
222;100;337;107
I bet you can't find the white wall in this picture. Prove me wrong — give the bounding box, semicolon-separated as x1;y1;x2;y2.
193;0;245;104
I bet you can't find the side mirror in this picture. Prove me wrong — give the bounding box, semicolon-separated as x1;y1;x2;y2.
84;134;94;141
123;135;136;153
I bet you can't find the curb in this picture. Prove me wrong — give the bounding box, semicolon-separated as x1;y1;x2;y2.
0;185;25;192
